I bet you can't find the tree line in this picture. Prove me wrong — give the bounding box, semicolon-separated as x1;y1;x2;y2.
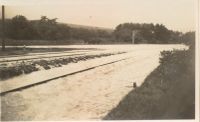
0;15;113;44
114;23;186;44
0;15;195;45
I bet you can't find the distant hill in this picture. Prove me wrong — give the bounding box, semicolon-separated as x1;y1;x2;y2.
63;23;114;33
30;20;114;33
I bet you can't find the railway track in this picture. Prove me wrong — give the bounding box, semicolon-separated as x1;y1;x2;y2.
0;49;93;58
0;53;87;63
0;50;107;63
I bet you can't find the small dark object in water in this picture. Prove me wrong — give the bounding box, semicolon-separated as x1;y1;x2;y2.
133;82;137;88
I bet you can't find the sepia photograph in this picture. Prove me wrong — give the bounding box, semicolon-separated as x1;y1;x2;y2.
0;0;199;121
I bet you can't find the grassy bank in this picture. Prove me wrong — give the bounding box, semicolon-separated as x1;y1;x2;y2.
104;48;195;119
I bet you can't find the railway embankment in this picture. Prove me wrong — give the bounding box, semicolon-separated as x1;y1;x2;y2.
104;48;195;119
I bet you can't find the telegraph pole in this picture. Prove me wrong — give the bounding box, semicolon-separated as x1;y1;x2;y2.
132;31;135;44
2;5;5;51
132;30;138;44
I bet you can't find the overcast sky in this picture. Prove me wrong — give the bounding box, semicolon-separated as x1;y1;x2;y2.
1;0;196;32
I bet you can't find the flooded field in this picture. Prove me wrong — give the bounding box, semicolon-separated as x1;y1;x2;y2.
1;44;187;121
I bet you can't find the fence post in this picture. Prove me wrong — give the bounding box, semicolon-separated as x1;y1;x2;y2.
2;5;5;51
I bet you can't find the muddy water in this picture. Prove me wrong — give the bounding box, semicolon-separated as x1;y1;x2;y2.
1;45;187;121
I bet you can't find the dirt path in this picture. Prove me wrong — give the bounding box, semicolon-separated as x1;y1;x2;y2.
1;45;186;121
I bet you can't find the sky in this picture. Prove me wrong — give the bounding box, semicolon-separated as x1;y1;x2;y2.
0;0;196;32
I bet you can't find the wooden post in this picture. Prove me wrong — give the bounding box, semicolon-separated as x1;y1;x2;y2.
132;31;135;44
132;30;137;44
2;5;5;51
